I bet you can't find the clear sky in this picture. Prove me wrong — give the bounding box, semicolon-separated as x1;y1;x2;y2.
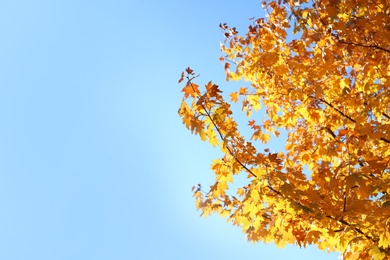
0;1;339;259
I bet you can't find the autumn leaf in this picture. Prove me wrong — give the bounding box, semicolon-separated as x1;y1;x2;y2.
181;83;200;98
178;71;184;83
239;87;247;95
229;92;239;102
205;81;221;97
185;67;194;74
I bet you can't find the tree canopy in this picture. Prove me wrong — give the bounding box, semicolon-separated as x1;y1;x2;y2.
178;0;390;259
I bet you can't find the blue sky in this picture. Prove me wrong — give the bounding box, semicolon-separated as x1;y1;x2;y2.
0;1;339;259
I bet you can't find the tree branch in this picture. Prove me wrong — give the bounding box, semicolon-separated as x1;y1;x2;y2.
203;106;258;178
325;215;375;241
337;39;390;54
187;81;258;178
380;137;390;144
318;98;356;123
383;113;390;120
318;98;390;144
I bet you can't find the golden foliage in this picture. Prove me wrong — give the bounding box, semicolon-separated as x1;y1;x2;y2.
179;0;390;258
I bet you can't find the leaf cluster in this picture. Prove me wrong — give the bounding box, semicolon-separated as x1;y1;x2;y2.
179;0;390;258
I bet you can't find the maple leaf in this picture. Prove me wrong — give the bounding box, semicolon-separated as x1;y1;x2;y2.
181;83;200;98
185;67;194;74
229;92;239;102
205;81;221;97
239;87;247;95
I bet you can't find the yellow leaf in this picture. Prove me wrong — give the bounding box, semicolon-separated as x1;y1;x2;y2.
248;95;261;111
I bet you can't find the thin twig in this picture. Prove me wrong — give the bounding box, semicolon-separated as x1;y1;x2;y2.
188;81;258;178
318;98;356;123
337;40;390;54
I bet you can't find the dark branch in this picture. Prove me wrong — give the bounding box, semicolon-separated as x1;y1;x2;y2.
383;113;390;120
188;80;258;179
380;137;390;144
337;40;390;54
318;98;356;123
325;215;375;241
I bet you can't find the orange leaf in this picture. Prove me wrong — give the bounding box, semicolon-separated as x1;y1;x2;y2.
181;83;200;98
230;92;239;102
178;71;184;83
185;67;194;74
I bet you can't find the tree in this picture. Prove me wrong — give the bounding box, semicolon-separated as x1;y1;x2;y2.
178;0;390;259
